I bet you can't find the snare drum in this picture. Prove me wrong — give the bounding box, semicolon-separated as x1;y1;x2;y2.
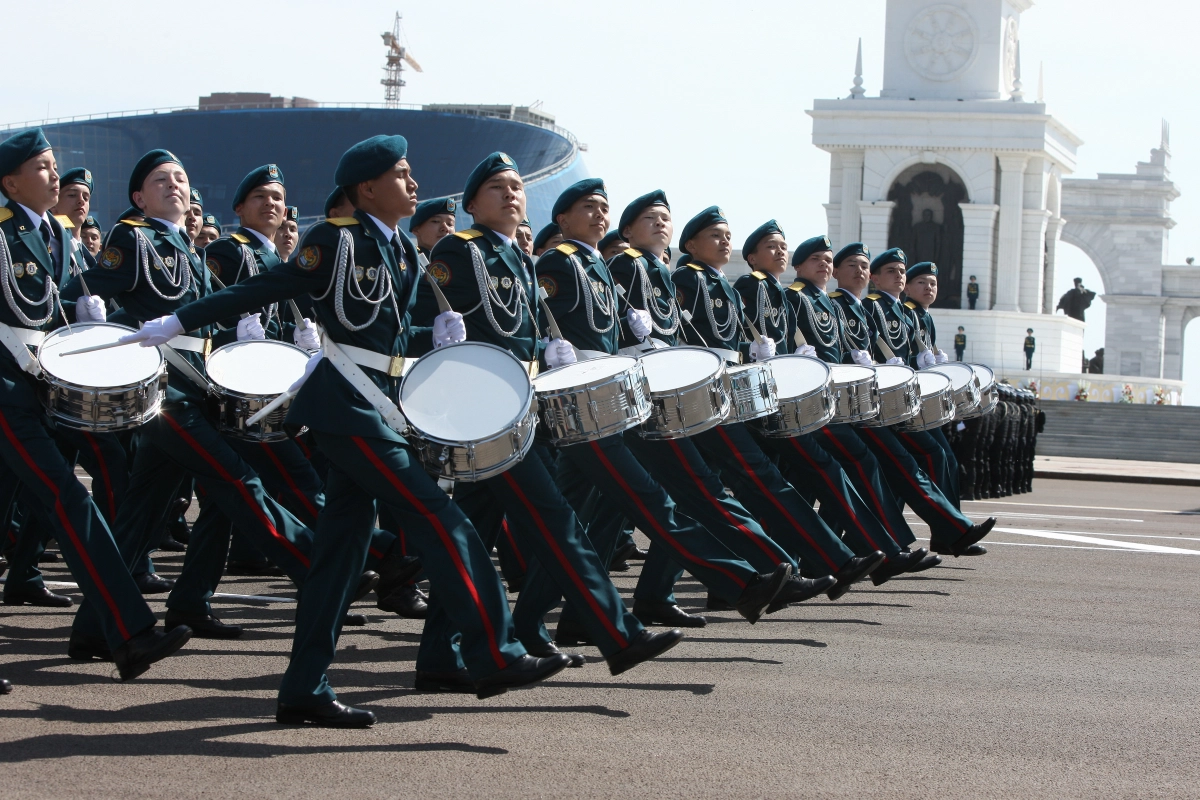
897;371;955;432
533;356;651;445
721;362;778;424
638;347;730;439
399;342;537;481
206;340;312;441
968;364;999;416
828;364;879;423
859;364;920;427
755;356;834;438
38;323;167;431
929;362;981;418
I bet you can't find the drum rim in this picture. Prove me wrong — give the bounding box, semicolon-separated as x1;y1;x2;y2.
533;355;642;394
416;405;539;482
38;321;165;385
400;340;536;444
640;346;727;397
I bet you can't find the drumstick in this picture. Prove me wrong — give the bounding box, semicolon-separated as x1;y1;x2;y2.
743;315;766;345
77;270;92;298
536;286;563;341
58;339;133;357
875;335;896;361
246;388;296;426
794;328;808;347
422;271;453;314
679;310;711;348
287;299;309;330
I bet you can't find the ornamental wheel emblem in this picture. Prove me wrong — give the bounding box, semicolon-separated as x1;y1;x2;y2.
904;4;979;82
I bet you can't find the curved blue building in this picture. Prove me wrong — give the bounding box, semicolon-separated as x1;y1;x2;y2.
0;102;587;233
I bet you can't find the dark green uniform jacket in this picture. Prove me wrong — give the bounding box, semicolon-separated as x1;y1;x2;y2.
607;247;681;348
535;241;619;355
734;270;792;355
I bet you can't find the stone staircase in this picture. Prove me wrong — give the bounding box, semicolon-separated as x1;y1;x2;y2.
1036;400;1200;464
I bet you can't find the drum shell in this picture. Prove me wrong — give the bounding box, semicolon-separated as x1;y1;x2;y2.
535;360;652;445
208;389;296;442
408;400;539;482
859;368;920;427
755;358;835;438
39;370;168;432
721;362;779;425
966;364;998;417
897;384;956;431
830;372;880;424
640;366;730;440
930;364;982;418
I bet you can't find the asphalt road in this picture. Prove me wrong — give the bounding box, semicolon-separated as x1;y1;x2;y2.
2;477;1198;799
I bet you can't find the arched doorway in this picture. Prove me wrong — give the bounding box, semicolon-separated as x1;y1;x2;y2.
886;163;969;308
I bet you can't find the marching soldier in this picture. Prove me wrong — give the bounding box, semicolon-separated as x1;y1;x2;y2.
196;213;220;248
515;218;534;256
275;205;300;261
597;229;627;261
184;187;205;245
51;166;96;270
408;197;456;256
732;220;792;352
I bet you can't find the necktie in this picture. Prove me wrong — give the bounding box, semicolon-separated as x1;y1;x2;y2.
40;219;62;279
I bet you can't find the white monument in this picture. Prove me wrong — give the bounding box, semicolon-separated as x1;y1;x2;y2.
808;0;1087;377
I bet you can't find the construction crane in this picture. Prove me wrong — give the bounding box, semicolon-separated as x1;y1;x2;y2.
381;12;422;108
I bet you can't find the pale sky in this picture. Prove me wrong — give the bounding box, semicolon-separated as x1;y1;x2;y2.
6;0;1197;399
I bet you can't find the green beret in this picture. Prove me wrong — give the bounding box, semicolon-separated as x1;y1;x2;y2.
284;205;299;222
518;218;532;230
60;167;94;192
0;128;51;180
81;215;100;232
323;187;346;219
870;247;906;273
128;149;183;207
906;261;938;280
790;234;832;267
598;230;625;253
533;222;560;251
411;197;457;228
663;245;672;263
833;242;870;267
189;187;203;208
463;152;518;208
232;163;284;210
334;135;408;188
743;220;784;259
202;214;221;232
551;178;607;221
117;205;144;222
678;206;728;257
618;190;669;235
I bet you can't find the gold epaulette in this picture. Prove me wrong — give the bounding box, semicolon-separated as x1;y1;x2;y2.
687;263;705;271
903;300;918;310
120;218;150;228
623;247;642;258
866;292;882;300
54;214;75;229
555;242;578;255
231;233;250;244
788;280;807;292
452;229;482;240
828;290;843;299
750;271;767;280
327;217;360;227
0;208;12;224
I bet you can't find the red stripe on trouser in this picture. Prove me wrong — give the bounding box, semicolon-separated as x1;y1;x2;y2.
501;519;527;571
258;442;319;522
786;438;884;552
821;427;900;539
500;469;630;646
160;413;310;568
82;432;116;520
859;428;966;533
665;439;779;565
0;408;130;639
897;432;938;488
353;437;506;668
295;437;312;459
713;426;839;570
586;440;746;588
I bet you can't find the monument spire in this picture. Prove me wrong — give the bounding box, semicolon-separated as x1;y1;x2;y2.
1037;61;1044;103
850;38;865;98
1010;41;1025;101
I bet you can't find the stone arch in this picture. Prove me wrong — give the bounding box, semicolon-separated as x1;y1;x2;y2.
886;161;971;307
875;152;982;204
1057;221;1117;297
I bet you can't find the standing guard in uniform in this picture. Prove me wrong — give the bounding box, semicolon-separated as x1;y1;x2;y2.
0;129;192;677
1024;329;1036;370
954;326;966;361
967;275;979;309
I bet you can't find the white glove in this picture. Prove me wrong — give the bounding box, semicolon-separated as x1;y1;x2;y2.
118;314;184;347
916;349;937;369
749;338;776;362
288;353;322;393
293;320;321;351
75;296;106;323
543;337;577;369
237;314;266;341
432;310;467;348
851;349;874;367
795;344;817;358
934;351;949;364
626;308;652;339
885;356;905;366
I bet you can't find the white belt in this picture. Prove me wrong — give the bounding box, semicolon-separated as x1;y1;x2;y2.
0;322;43;376
708;347;742;365
338;342;409;378
618;337;670;357
321;338;408;435
167;335;211;356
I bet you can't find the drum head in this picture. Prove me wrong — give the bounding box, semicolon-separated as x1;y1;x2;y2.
40;323;162;388
207;341;311;395
829;364;874;386
766;356;830;399
874;364;915;389
930;362;974;390
916;371;951;398
401;343;530;441
640;348;722;392
534;356;636;392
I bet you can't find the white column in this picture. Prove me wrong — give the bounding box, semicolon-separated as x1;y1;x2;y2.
1020;208;1051;313
823;204;842;246
858;200;895;258
994;155;1029;311
838;150;865;245
1043;215;1064;314
1162;303;1186;381
959;203;1000;309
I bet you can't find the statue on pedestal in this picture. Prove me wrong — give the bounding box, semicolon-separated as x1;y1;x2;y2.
1056;277;1096;322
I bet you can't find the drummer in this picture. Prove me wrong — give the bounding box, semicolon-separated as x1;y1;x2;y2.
116;138;585;725
520;182;812;638
0;129;191;677
671;207;884;597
